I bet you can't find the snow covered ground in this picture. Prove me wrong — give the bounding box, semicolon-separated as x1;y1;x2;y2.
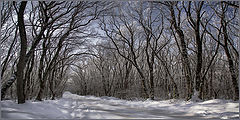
1;92;239;119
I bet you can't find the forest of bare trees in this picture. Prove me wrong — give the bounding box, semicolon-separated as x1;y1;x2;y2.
0;1;239;104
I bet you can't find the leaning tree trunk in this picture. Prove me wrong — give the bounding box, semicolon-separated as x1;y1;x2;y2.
1;29;17;100
221;12;239;101
1;28;17;78
24;52;35;100
224;42;239;100
1;74;16;100
169;4;192;100
36;30;70;101
135;65;149;99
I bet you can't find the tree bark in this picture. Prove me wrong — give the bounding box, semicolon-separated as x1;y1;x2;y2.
16;1;28;104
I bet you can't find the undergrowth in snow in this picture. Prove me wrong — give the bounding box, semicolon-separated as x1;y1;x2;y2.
1;91;239;119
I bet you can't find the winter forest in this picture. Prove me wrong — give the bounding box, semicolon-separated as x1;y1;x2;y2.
1;1;239;119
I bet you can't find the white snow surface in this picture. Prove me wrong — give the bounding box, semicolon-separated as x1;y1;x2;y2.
1;91;239;119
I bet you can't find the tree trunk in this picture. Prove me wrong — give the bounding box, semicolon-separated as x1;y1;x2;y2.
195;24;203;100
209;67;213;99
24;52;35;100
224;45;239;100
124;61;131;89
184;1;204;100
146;48;155;100
49;69;55;100
221;12;239;100
16;1;28;104
1;74;16;100
135;66;149;99
169;4;192;100
36;39;47;101
149;64;154;100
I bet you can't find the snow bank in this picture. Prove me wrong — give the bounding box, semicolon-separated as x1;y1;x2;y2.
1;100;72;119
1;91;239;119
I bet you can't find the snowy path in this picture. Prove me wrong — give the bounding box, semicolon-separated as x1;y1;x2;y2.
53;98;208;119
1;92;239;119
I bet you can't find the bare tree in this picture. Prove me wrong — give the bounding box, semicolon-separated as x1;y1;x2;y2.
1;1;238;102
100;4;150;99
161;1;193;100
14;1;28;104
182;1;206;100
